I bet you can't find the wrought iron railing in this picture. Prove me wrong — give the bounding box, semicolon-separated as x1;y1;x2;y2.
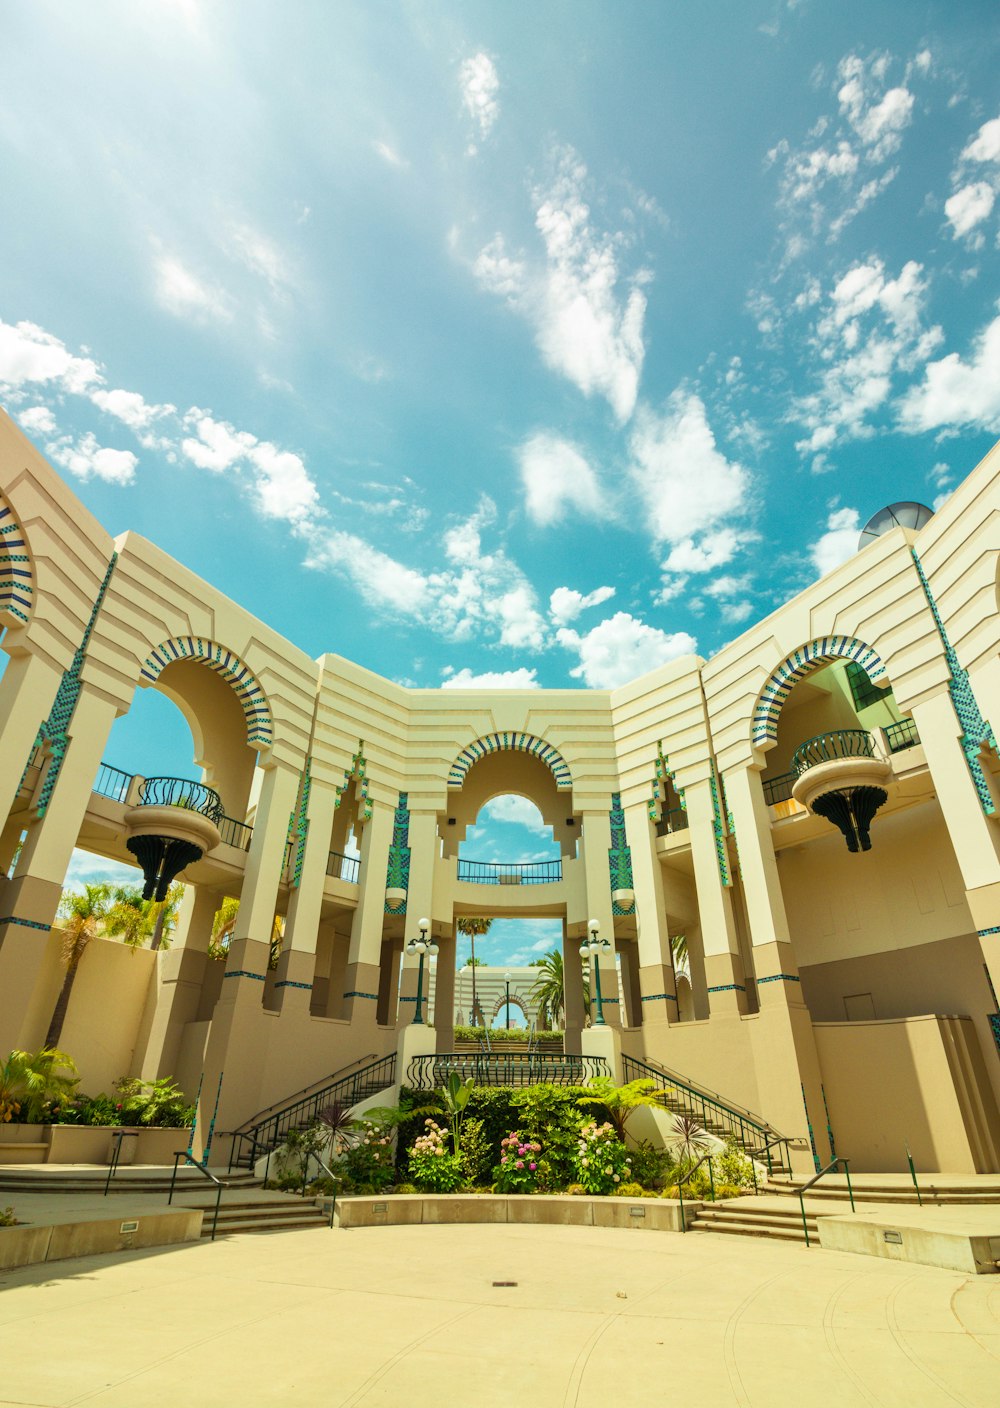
885;718;920;753
791;729;875;776
456;858;562;885
655;807;690;837
228;1053;397;1170
93;762;133;804
327;850;360;883
217;814;253;849
621;1053;790;1171
762;772;796;806
406;1052;609;1089
137;775;225;823
798;1156;854;1246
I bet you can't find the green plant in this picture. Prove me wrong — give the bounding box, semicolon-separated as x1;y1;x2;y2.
460;1117;492;1186
452;1025;564;1045
439;1072;474;1154
713;1138;758;1190
614;1181;647;1198
665;1112;719;1175
344;1119;396;1191
626;1140;677;1190
0;1047;78;1123
47;885;114;1046
492;1130;542;1192
527;949;590;1027
393;1182;418;1194
576;1078;664;1143
407;1119;466;1192
565;1183;587;1196
572;1121;633;1194
511;1084;586;1189
0;1206;18;1226
113;1077;195;1127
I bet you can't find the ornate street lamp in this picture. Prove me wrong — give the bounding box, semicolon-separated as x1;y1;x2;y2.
580;917;611;1026
406;917;438;1025
504;969;511;1030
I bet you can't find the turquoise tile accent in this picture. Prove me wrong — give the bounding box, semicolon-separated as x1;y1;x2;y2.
289;757;311;889
343;990;378;1000
912;549;997;816
448;732;572;790
754;636;887;746
0;498;33;623
335;742;373;820
140;635;273;746
223;969;266;981
648;741;686;821
608;792;635;915
708;983;746;992
641;992;678;1003
979;927;1000;938
0;915;51;932
384;791;410;915
989;1014;1000;1056
274;980;313;990
758;973;801;984
708;762;732;888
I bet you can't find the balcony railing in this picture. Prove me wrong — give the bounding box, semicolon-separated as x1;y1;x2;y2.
885;718;920;753
791;729;875;775
655;806;690;837
136;775;225;823
457;858;563;885
218;814;253;850
762;772;795;806
327;850;360;884
93;762;133;804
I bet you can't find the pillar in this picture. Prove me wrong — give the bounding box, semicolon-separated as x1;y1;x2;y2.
341;800;395;1026
137;886;220;1080
432;930;456;1053
0;651;64;832
684;775;747;1016
273;780;339;1015
562;920;585;1055
580;808;621;1029
394;810;438;1029
625;799;678;1024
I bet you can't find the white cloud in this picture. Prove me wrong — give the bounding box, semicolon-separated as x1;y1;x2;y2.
661;528;751;575
441;667;540;690
962;116;1000;165
897;308;1000;435
154;254;232;323
305;529;431;615
548;584;616;627
479;795;548;832
181;412;256;471
810;506;860;576
703;574;751;598
459;53;500;141
628;392;750;544
517;433;603;526
490;584;547;651
246;442;319;525
48;431;137;486
837;55;914;161
373;140;407;169
945;182;996;240
91;387;174;430
16;405;57;436
473;235;526;300
227;223;292;292
557;611;697;688
720;600;753;624
0;319;100;394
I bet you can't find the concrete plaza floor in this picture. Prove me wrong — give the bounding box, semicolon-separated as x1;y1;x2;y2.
1;1221;997;1407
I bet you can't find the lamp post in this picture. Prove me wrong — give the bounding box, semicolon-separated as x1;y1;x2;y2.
504;970;511;1029
406;917;437;1025
580;918;610;1026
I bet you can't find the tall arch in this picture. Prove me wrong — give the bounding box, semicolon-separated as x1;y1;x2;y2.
139;637;273;747
448;733;572;790
0;493;33;626
752;636;888;747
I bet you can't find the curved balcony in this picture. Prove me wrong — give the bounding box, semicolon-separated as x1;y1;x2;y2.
457;858;562;885
790;729;890;853
791;729;876;775
136;775;225;822
125;776;224;900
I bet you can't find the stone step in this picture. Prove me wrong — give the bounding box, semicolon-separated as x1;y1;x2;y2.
694;1208;819;1232
690;1219;810;1243
765;1184;1000;1205
202;1216;327;1237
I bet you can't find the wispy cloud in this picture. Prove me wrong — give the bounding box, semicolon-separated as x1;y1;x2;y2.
459;52;500;147
556;610;696;688
810;505;860;576
153;252;233;323
517;432;603;526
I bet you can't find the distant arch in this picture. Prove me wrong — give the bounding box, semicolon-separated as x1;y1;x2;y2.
491;993;529;1025
139;637;273;747
752;636;888;747
448;733;572;791
0;493;33;626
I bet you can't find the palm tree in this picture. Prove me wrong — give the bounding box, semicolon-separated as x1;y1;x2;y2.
44;884;113;1047
528;948;590;1029
456;917;492;1026
208;897;283;967
0;1047;78;1123
149;882;184;951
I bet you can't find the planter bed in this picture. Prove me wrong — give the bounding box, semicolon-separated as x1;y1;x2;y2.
0;1125;189;1165
329;1193;701;1233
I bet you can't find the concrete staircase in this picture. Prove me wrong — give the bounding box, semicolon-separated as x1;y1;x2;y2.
0;1167;259;1196
189;1196;330;1237
764;1174;1000;1207
687;1197;818;1244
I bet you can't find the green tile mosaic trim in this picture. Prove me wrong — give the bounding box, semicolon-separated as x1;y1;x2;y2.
448;733;572;790
708;762;732;888
753;637;887;746
641;992;678;1003
707;983;746;993
757;973;801;984
140;636;273;746
989;1013;1000;1057
608;791;635;915
384;791;411;915
912;549;997;816
801;1082;821;1173
334;741;373;821
27;553;117;818
647;742;686;821
0;498;33;624
821;1082;837;1160
343;990;378;1000
274;980;312;990
288;758;311;889
223;969;265;981
0;915;51;932
718;774;741;879
977;927;1000;938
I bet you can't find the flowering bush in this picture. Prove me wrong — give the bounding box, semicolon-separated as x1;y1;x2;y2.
407;1119;466;1192
344;1119;396;1191
492;1130;542;1193
571;1121;632;1195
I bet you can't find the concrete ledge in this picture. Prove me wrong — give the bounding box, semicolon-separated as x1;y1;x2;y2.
817;1207;1000;1275
0;1207;203;1271
332;1194;699;1232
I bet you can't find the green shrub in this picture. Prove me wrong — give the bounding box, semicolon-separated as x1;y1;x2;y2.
408;1120;466;1192
713;1182;744;1200
460;1117;492;1186
712;1139;758;1190
565;1183;587;1196
614;1182;647;1198
453;1026;563;1045
344;1119;396;1192
0;1205;18;1226
393;1182;418;1195
572;1122;633;1194
492;1131;542;1192
626;1139;677;1190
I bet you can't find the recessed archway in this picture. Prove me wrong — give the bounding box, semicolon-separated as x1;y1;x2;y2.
753;636;888;749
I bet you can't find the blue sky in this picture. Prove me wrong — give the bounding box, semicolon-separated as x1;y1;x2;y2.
3;2;1000;958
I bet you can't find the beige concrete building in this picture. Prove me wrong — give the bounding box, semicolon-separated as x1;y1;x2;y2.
3;408;1000;1175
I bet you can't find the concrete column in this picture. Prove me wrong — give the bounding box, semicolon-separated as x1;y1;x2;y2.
626;800;678;1025
394;812;439;1029
273;780;339;1015
580;809;621;1029
562;921;585;1055
222;763;300;991
137;886;220;1080
376;935;402;1026
341;800;395;1025
432;931;456;1053
0;689;118;1052
0;651;63;832
618;942;642;1028
684;775;746;1016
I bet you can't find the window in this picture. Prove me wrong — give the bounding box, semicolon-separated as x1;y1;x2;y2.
845;661;890;712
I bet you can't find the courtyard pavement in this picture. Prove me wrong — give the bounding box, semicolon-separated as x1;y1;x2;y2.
1;1221;997;1406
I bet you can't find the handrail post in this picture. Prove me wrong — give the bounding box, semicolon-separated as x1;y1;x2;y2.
104;1130;122;1197
212;1179;222;1241
905;1142;922;1206
678;1180;685;1232
168;1149;185;1205
799;1189;810;1247
842;1158;854;1212
708;1158;715;1202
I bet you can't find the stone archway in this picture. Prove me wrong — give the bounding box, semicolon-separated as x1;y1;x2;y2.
0;492;33;627
139;637;273;748
448;732;572;791
752;636;888;748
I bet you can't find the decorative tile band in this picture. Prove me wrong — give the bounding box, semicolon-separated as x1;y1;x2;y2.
758;973;801;984
989;1013;1000;1056
648;742;686;822
708;762;732;888
223;969;266;981
335;742;373;821
977;926;1000;938
140;635;273;746
385;791;410;915
753;636;887;745
801;1082;821;1174
708;983;746;993
609;792;634;915
641;992;678;1003
288;757;311;889
274;980;313;990
0;915;51;931
0;499;33;624
343;990;379;1000
448;732;572;790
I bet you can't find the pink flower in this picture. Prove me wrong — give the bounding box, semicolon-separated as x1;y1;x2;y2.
516;1160;524;1169
529;1162;536;1171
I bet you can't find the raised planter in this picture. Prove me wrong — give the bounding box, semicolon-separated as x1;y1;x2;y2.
1;1125;190;1165
0;1124;48;1165
329;1193;700;1233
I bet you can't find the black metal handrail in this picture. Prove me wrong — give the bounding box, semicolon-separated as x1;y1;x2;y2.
230;1053;397;1170
137;775;225;823
406;1052;609;1089
218;814;253;849
103;1129;139;1195
791;729;875;776
457;858;563;885
167;1151;237;1241
885;718;920;753
94;762;133;804
762;772;796;806
621;1053;790;1169
300;1149;340;1228
798;1156;853;1246
327;850;361;883
655;807;690;837
745;1134;793;1192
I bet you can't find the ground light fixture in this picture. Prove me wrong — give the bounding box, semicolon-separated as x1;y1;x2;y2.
580;918;610;1026
407;917;437;1025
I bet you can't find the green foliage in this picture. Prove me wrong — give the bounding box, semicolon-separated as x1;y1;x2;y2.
614;1182;648;1198
713;1138;758;1190
1;1047;79;1123
511;1084;587;1189
112;1077;195;1127
343;1118;396;1191
572;1121;633;1194
492;1131;542;1192
459;1117;492;1186
394;1182;418;1195
440;1072;475;1153
565;1183;587;1196
0;1206;19;1226
408;1119;467;1192
576;1078;664;1142
626;1139;678;1191
713;1182;745;1200
452;1026;563;1045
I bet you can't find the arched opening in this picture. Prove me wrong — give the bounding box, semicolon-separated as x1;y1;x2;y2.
442;749;578;866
